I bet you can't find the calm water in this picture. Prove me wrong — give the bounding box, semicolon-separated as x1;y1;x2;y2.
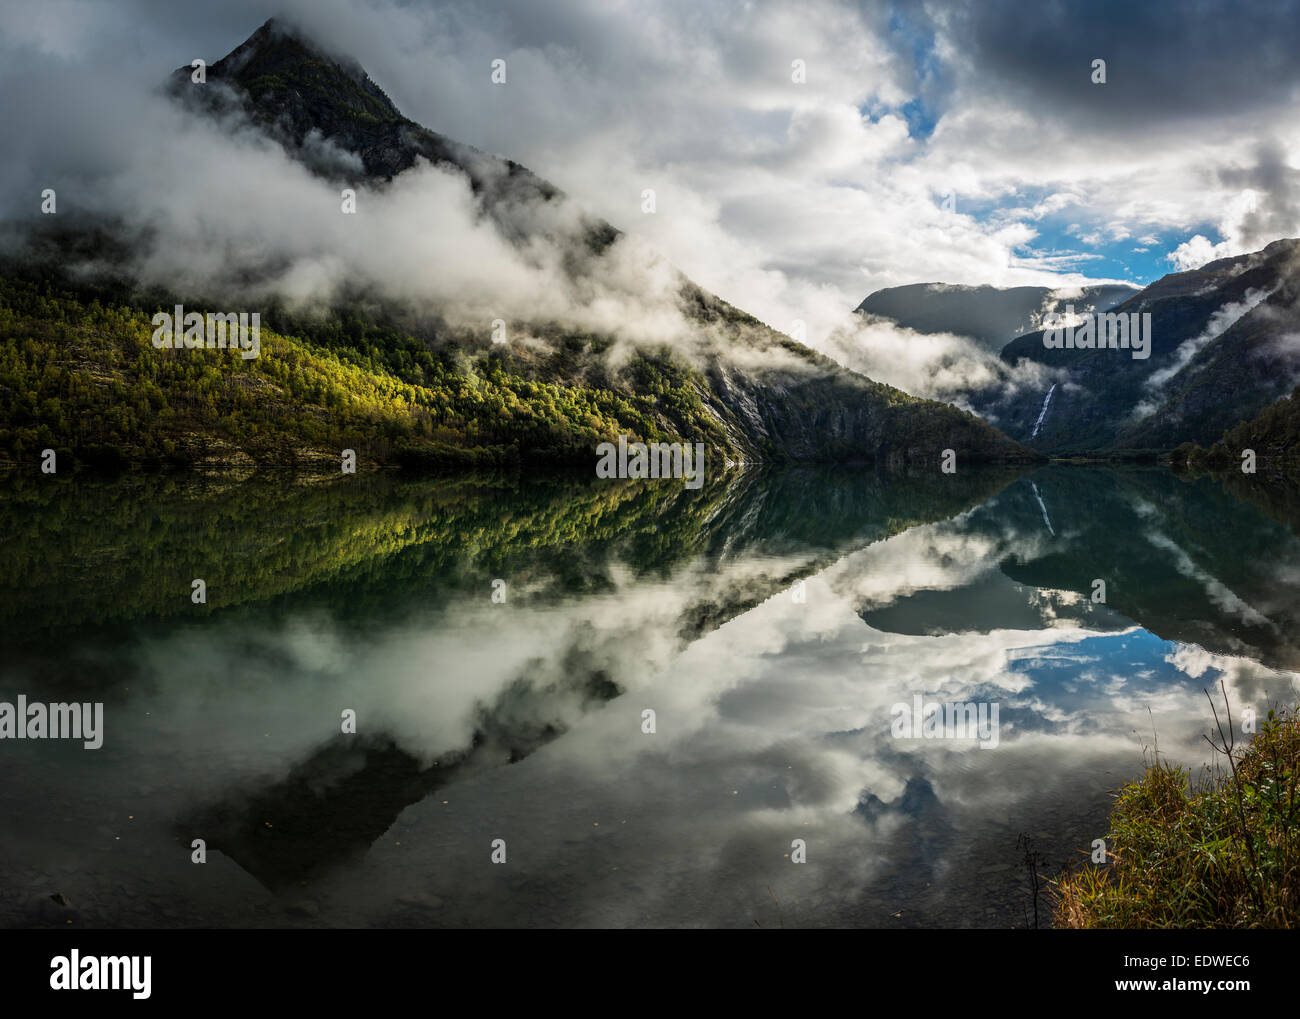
1;464;1298;928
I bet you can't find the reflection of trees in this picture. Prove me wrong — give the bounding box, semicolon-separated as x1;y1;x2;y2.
0;465;1018;652
0;464;1010;894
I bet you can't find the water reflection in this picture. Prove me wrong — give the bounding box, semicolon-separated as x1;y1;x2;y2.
0;465;1296;927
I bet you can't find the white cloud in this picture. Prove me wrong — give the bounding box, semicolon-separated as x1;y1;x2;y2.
4;0;1300;386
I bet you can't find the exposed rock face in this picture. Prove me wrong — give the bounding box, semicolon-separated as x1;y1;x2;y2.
705;355;1025;464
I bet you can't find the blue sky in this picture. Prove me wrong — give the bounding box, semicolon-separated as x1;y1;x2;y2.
1039;225;1222;287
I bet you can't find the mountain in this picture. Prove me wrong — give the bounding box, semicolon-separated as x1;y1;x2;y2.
991;239;1300;454
165;18;565;223
856;282;1136;352
2;464;1018;887
0;18;1036;470
0;16;1037;472
1175;383;1300;471
1217;384;1300;463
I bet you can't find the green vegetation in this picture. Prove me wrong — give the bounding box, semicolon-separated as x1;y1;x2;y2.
0;256;1033;469
0;18;1036;473
1173;384;1300;472
0;464;1019;650
1055;695;1300;928
0;268;736;469
0;469;722;639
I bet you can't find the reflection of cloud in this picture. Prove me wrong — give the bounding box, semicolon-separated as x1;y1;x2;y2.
1164;644;1300;715
1167;644;1218;680
6;472;1300;927
1144;530;1274;629
515;517;1298;923
122;482;1294;924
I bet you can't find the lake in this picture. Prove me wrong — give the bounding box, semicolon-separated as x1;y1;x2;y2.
1;464;1297;928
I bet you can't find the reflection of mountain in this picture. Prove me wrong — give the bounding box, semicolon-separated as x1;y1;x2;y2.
0;465;1014;891
1002;468;1300;670
12;463;1297;895
171;470;1015;891
183;668;619;891
0;466;1018;651
1213;464;1300;539
862;569;1126;636
854;776;953;887
4;463;1298;920
858;466;1300;672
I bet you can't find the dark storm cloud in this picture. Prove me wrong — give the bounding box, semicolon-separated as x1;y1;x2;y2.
930;0;1300;129
1218;139;1300;250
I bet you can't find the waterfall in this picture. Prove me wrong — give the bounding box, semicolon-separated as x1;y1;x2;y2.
1030;383;1057;438
1030;481;1055;536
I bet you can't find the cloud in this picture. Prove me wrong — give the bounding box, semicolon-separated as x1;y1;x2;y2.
1131;286;1279;419
4;0;1300;387
0;33;712;352
1168;142;1300;269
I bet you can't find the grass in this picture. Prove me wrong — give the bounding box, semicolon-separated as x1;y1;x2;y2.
1053;685;1300;928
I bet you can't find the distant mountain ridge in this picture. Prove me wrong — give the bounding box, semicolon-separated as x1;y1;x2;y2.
856;282;1137;352
994;238;1300;453
849;240;1300;458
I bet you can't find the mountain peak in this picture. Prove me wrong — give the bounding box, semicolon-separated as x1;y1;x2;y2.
168;17;559;196
215;15;401;121
168;17;422;179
